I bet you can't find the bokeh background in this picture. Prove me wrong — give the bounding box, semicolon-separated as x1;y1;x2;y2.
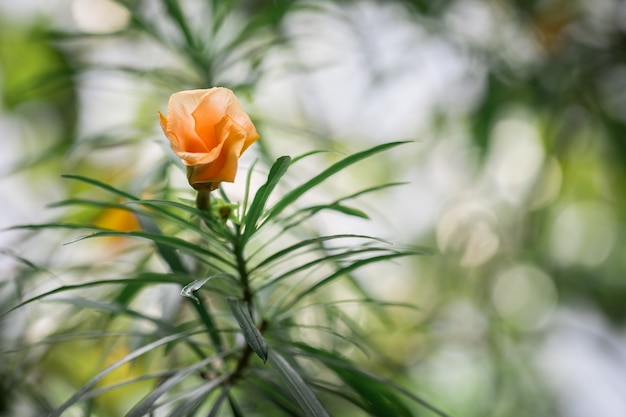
1;0;626;416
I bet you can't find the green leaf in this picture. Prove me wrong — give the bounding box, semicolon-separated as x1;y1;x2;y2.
241;159;259;223
282;181;408;224
180;273;239;303
228;298;269;362
1;274;186;316
280;251;416;312
127;354;230;417
256;246;396;294
282;298;421;321
243;155;291;242
45;297;182;333
131;199;236;247
303;203;369;219
294;344;451;417
80;369;179;402
163;0;196;49
246;374;304;415
48;332;190;417
275;322;370;358
13;224;234;270
43;190;229;356
251;234;386;272
47;197;236;269
264;141;410;226
290;149;336;165
61;174;139;200
166;374;231;417
58;175;234;247
133;214;226;353
207;389;230;417
136;213;188;273
334;368;414;417
48;198;138;211
269;351;330;417
227;394;245;417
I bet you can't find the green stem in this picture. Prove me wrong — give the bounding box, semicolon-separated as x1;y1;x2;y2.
196;189;211;211
227;225;263;384
232;225;252;307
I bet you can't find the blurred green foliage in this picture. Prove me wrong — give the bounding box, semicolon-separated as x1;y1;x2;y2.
0;17;77;174
1;0;626;416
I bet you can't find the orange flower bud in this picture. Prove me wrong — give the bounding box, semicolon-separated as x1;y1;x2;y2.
158;87;260;191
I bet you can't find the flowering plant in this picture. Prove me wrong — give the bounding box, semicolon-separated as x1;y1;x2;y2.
4;86;445;416
0;0;451;412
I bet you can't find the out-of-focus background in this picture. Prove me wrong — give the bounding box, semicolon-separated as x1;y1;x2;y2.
1;0;626;416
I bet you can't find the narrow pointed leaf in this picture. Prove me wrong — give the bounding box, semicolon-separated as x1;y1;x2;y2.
1;274;187;316
269;351;330;417
305;203;369;219
166;374;230;417
246;374;303;415
257;247;395;294
48;332;188;417
293;344;451;417
290;149;335;165
241;159;259;223
227;394;245;417
136;214;225;352
163;0;196;48
61;174;139;200
243;155;291;241
251;234;385;271
136;213;187;273
264;141;410;225
281;251;416;312
207;389;229;417
181;274;238;303
228;298;268;362
127;353;230;417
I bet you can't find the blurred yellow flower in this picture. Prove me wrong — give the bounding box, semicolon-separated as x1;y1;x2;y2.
159;88;260;191
93;206;140;232
92;205;141;248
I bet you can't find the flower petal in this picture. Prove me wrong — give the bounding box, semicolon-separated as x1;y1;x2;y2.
187;115;247;189
174;143;223;166
165;89;210;153
193;87;260;152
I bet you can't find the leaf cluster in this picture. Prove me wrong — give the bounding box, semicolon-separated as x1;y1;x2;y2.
3;142;445;416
